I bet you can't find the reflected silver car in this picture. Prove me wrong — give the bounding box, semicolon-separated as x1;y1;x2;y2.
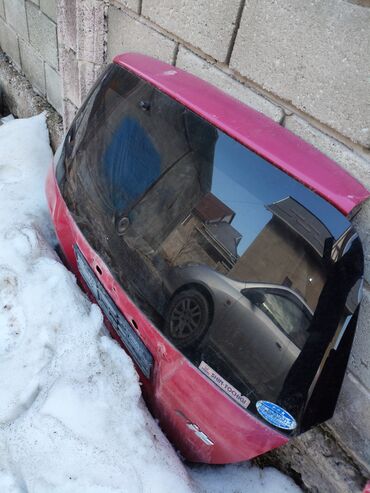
164;264;313;397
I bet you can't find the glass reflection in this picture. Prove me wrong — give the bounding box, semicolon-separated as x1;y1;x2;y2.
59;64;364;434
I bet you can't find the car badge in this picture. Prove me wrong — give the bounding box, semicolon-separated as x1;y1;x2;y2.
256;400;297;430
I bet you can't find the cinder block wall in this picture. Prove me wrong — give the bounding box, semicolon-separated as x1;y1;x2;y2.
1;0;370;491
0;0;62;113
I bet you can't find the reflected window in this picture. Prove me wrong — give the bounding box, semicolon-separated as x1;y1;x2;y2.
243;287;311;349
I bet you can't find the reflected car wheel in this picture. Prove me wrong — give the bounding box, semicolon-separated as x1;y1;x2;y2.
164;288;210;349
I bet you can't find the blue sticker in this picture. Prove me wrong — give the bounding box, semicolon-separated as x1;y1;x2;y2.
256;401;297;430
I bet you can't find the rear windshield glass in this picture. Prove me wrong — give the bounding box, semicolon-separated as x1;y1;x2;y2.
58;64;363;433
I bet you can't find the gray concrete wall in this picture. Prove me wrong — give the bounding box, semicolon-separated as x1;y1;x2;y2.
0;0;62;113
0;0;369;491
0;50;63;149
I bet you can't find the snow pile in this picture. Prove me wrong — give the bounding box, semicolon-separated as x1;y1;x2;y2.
189;463;302;493
0;114;301;493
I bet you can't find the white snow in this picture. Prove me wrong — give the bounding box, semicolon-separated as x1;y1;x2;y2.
0;113;302;493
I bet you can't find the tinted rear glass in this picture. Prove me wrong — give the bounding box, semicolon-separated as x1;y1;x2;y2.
58;64;363;434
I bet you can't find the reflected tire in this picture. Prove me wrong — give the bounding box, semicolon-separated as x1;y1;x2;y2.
164;288;210;349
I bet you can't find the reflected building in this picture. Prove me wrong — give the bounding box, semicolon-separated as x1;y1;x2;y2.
229;197;329;310
161;193;241;273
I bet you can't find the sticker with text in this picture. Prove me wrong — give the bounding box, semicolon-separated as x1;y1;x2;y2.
199;361;250;409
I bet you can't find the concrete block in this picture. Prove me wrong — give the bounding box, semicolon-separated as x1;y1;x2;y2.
231;0;370;147
0;0;5;20
0;51;63;150
348;285;370;390
59;47;79;107
45;62;62;113
63;98;78;131
40;0;57;22
113;0;140;13
76;0;105;65
78;60;101;103
0;18;21;68
4;0;28;40
328;371;370;475
107;7;176;64
58;0;76;51
284;115;370;283
142;0;241;62
176;46;283;123
260;425;365;493
19;39;45;94
26;1;58;68
353;202;370;286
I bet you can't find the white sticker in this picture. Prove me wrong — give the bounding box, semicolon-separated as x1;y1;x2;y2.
199;361;250;409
